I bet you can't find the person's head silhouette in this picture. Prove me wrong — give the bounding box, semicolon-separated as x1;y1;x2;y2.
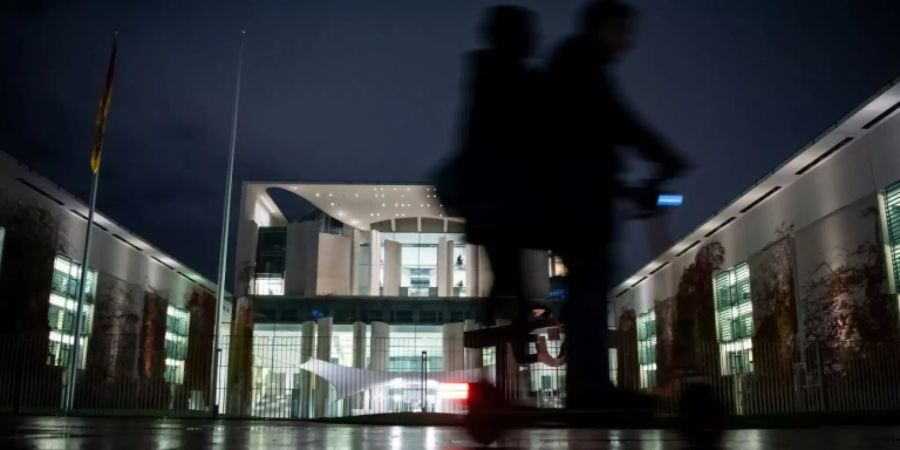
482;5;535;59
581;0;637;59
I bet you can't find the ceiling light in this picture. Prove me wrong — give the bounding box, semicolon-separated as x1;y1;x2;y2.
337;210;344;216
355;193;359;197
330;202;335;206
351;220;359;225
315;193;320;197
427;204;430;207
369;213;374;217
382;203;386;207
394;203;398;207
328;193;332;197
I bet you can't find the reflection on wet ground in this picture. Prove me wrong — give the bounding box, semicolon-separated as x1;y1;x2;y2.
0;417;899;449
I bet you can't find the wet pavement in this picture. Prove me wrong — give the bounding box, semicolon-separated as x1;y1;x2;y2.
0;416;899;449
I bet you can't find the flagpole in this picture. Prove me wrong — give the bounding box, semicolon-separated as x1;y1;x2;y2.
210;29;246;416
64;171;99;413
64;33;117;413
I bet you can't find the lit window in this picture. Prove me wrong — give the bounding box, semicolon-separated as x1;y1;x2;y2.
608;348;618;386
883;182;900;293
714;262;753;375
165;305;190;384
548;254;568;277
637;310;657;388
47;255;97;369
252;276;285;296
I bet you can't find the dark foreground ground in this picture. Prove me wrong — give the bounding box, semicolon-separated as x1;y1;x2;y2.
0;416;899;449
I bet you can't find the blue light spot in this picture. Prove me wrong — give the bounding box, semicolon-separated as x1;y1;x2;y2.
657;194;683;207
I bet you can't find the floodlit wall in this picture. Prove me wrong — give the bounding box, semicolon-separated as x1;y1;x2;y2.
612;90;900;399
0;151;222;411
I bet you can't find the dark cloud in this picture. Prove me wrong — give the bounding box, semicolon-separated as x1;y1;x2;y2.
2;1;900;286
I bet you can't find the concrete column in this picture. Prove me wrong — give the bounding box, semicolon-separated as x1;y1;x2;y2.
139;292;168;381
233;220;259;297
285;221;319;296
298;321;315;418
442;323;465;372
520;249;550;301
350;322;367;413
465;244;479;298
313;317;333;418
463;319;483;370
383;240;401;296
185;291;216;408
369;230;381;296
477;246;493;298
369;321;390;413
350;229;359;296
437;237;449;297
446;240;456;296
316;233;353;295
226;296;255;416
440;322;465;413
86;274;144;381
351;230;364;295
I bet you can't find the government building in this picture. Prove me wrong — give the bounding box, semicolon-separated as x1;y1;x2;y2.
223;75;900;419
223;182;564;417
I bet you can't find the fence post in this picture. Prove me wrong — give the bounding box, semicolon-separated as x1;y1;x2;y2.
814;341;825;412
421;351;427;413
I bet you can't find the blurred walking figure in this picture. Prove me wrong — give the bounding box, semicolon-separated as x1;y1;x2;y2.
440;5;539;322
538;0;687;409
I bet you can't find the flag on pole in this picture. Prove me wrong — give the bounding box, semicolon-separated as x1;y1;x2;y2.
89;38;117;174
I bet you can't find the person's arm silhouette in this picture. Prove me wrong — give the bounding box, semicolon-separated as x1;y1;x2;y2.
608;92;689;178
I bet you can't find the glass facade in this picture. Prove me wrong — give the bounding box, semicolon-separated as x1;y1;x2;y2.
883;181;900;294
249;323;451;417
637;310;657;388
48;255;97;368
251;225;472;298
374;232;467;297
253;227;286;295
714;262;753;375
164;305;190;383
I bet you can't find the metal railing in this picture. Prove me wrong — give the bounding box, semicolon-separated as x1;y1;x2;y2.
0;332;214;416
215;335;489;419
1;332;900;420
617;340;900;416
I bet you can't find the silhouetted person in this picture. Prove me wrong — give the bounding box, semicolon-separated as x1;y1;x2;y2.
537;0;687;409
454;5;538;321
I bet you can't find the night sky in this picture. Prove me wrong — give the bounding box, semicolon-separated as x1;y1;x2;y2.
3;1;900;287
